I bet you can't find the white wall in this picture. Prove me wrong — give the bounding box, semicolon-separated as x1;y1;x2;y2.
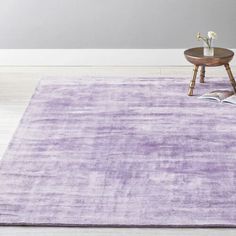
0;0;235;49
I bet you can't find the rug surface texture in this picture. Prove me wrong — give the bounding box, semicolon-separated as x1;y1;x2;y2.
0;76;236;227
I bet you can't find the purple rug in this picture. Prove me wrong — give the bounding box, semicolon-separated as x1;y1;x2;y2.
0;76;236;227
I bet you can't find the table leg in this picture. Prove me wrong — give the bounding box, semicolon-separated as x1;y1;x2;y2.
225;63;236;93
200;65;205;83
188;65;199;96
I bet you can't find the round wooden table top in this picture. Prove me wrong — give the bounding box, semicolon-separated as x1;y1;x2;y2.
184;47;234;67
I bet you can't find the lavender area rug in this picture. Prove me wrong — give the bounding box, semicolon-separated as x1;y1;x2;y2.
0;76;236;227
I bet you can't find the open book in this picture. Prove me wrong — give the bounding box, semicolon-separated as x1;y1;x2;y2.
199;90;236;105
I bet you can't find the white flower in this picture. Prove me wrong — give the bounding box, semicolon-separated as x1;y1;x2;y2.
196;32;201;40
208;31;217;39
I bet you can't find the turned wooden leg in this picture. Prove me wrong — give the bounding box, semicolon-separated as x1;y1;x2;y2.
200;65;205;83
188;65;199;96
225;63;236;93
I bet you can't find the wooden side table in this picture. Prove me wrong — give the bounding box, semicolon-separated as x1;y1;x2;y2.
184;47;236;96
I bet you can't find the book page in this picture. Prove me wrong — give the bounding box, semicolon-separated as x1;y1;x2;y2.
199;90;234;102
222;94;236;105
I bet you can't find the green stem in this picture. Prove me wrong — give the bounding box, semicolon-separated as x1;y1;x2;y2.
199;36;211;49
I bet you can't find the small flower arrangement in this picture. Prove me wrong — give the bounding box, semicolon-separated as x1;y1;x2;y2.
196;31;217;56
197;31;217;49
